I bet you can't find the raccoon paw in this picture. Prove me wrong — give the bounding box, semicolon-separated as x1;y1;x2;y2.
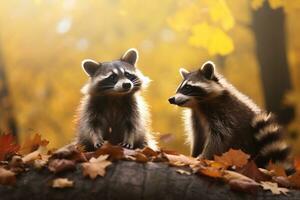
119;143;134;149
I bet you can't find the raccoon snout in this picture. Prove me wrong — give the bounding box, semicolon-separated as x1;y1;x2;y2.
168;97;176;104
122;82;132;90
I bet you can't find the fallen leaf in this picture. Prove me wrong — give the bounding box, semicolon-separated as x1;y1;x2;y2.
93;143;124;160
82;155;112;179
9;155;25;173
288;172;300;189
228;178;260;194
260;181;289;195
197;166;223;178
176;169;192;175
267;162;287;177
48;159;76;173
237;160;270;182
294;157;300;171
272;176;290;188
19;133;49;155
0;134;20;161
214;149;250;168
22;145;48;164
51;178;74;188
141;147;158;157
164;153;198;167
0;167;16;185
51;144;87;163
135;153;148;163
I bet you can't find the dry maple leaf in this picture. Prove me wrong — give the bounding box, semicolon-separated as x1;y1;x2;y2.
82;155;112;179
135;153;148;163
19;133;49;155
141;147;158;157
22;145;48;164
164;153;198;167
0;134;20;161
176;169;192;175
0;167;16;185
197;166;224;178
93;143;124;160
214;149;250;168
261;181;289;195
48;159;76;173
288;172;300;189
228;178;260;194
51;144;87;163
237;160;271;182
267;162;287;177
51;178;74;188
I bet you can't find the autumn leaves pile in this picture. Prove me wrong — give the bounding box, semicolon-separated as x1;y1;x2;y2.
0;134;300;195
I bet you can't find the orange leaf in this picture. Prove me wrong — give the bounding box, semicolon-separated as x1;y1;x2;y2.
0;134;20;161
82;155;112;179
197;166;223;178
19;133;49;155
267;162;287;177
0;167;16;185
214;149;250;168
237;160;271;182
288;172;300;189
93;143;124;161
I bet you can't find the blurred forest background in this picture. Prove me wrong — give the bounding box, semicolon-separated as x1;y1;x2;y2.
0;0;300;155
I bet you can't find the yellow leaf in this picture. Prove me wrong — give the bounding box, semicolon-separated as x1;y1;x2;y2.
209;0;235;30
188;23;234;56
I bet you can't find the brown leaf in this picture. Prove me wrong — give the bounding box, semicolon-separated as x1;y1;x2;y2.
0;134;20;161
267;162;287;177
214;149;250;168
176;169;192;175
237;160;271;182
22;146;48;164
51;178;74;188
260;181;289;195
9;155;25;173
82;155;112;179
288;172;300;189
197;166;223;178
294;157;300;171
164;153;198;167
135;153;148;163
48;159;76;173
19;133;49;155
141;147;158;157
228;178;260;194
93;143;124;160
0;167;16;185
272;176;291;188
52;144;87;163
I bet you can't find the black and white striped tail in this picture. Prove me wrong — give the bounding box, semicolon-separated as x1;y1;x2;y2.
252;112;294;174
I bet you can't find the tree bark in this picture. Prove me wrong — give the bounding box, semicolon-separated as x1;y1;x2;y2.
0;161;300;200
0;41;18;138
252;1;294;125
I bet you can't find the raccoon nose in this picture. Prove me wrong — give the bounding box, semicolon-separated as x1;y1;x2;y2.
122;82;132;90
168;97;176;104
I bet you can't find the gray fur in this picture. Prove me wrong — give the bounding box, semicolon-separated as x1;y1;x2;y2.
76;49;156;151
170;61;292;170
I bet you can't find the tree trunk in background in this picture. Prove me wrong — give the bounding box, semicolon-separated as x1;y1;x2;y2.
0;42;18;138
252;2;294;125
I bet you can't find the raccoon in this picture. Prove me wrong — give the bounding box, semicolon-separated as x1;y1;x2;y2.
76;48;156;151
168;61;293;171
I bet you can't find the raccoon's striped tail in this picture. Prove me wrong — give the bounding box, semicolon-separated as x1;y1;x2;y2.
252;112;295;175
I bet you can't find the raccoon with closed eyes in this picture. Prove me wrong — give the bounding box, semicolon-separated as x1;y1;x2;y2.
169;61;294;173
77;48;156;151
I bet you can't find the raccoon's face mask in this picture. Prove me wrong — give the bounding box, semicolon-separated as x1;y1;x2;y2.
169;61;224;107
81;48;150;96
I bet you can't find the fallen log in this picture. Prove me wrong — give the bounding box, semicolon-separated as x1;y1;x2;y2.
0;161;300;200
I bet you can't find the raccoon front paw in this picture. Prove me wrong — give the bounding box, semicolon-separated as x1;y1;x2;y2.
119;142;134;149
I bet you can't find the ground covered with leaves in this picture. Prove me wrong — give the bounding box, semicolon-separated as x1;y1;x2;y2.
0;134;300;199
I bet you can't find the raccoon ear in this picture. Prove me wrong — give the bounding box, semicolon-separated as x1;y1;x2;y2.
121;48;139;66
179;68;189;79
82;59;100;77
200;61;215;80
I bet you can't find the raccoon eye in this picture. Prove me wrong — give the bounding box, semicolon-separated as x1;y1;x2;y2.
124;72;132;78
183;85;192;90
108;73;117;81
